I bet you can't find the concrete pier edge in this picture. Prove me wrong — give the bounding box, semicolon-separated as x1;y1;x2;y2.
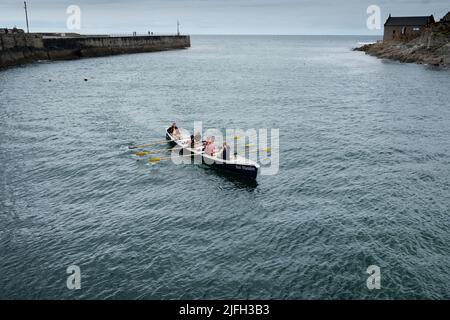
0;34;191;68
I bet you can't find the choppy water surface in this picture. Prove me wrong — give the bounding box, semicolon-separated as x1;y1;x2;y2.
1;36;449;299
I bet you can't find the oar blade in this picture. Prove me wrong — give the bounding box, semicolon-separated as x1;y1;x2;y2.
134;151;150;157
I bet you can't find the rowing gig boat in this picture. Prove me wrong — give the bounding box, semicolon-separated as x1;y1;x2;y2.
166;127;260;179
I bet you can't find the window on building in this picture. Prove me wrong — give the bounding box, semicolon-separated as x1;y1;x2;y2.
413;27;420;31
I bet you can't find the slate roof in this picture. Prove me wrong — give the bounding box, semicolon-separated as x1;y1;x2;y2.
384;15;435;26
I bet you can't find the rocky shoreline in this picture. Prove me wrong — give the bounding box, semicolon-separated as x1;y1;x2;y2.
355;21;450;67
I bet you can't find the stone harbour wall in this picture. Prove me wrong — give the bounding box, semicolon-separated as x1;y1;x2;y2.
0;34;191;68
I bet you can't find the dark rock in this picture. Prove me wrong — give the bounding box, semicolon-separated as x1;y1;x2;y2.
355;21;450;66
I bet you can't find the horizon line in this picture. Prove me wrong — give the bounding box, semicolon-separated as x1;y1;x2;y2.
188;33;383;37
32;32;383;37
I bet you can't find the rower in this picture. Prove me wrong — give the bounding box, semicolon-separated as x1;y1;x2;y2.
194;132;202;143
219;142;231;161
168;122;180;138
204;140;216;156
202;137;210;151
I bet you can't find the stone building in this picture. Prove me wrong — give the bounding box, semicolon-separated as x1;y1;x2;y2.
383;14;435;42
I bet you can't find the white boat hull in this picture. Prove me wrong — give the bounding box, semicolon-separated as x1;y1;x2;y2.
166;129;259;179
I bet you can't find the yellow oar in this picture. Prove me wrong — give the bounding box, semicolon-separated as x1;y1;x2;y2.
133;146;181;157
150;146;182;154
148;156;179;163
134;151;151;156
148;148;272;164
129;138;190;150
247;147;272;154
128;139;168;149
148;152;199;163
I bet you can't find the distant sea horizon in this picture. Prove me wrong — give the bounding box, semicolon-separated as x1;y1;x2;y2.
15;30;383;37
188;34;383;37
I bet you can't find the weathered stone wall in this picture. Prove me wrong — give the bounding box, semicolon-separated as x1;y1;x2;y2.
43;35;190;59
0;33;47;67
0;34;190;68
383;25;424;42
0;33;42;50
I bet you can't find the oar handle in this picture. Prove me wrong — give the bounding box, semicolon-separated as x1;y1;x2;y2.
129;138;189;149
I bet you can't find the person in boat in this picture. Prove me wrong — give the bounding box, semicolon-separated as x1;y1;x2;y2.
188;135;197;156
219;142;231;161
194;132;204;149
168;122;180;138
202;137;210;151
204;140;216;156
190;135;195;148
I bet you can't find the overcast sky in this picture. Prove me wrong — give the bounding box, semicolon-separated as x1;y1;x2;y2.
0;0;448;35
